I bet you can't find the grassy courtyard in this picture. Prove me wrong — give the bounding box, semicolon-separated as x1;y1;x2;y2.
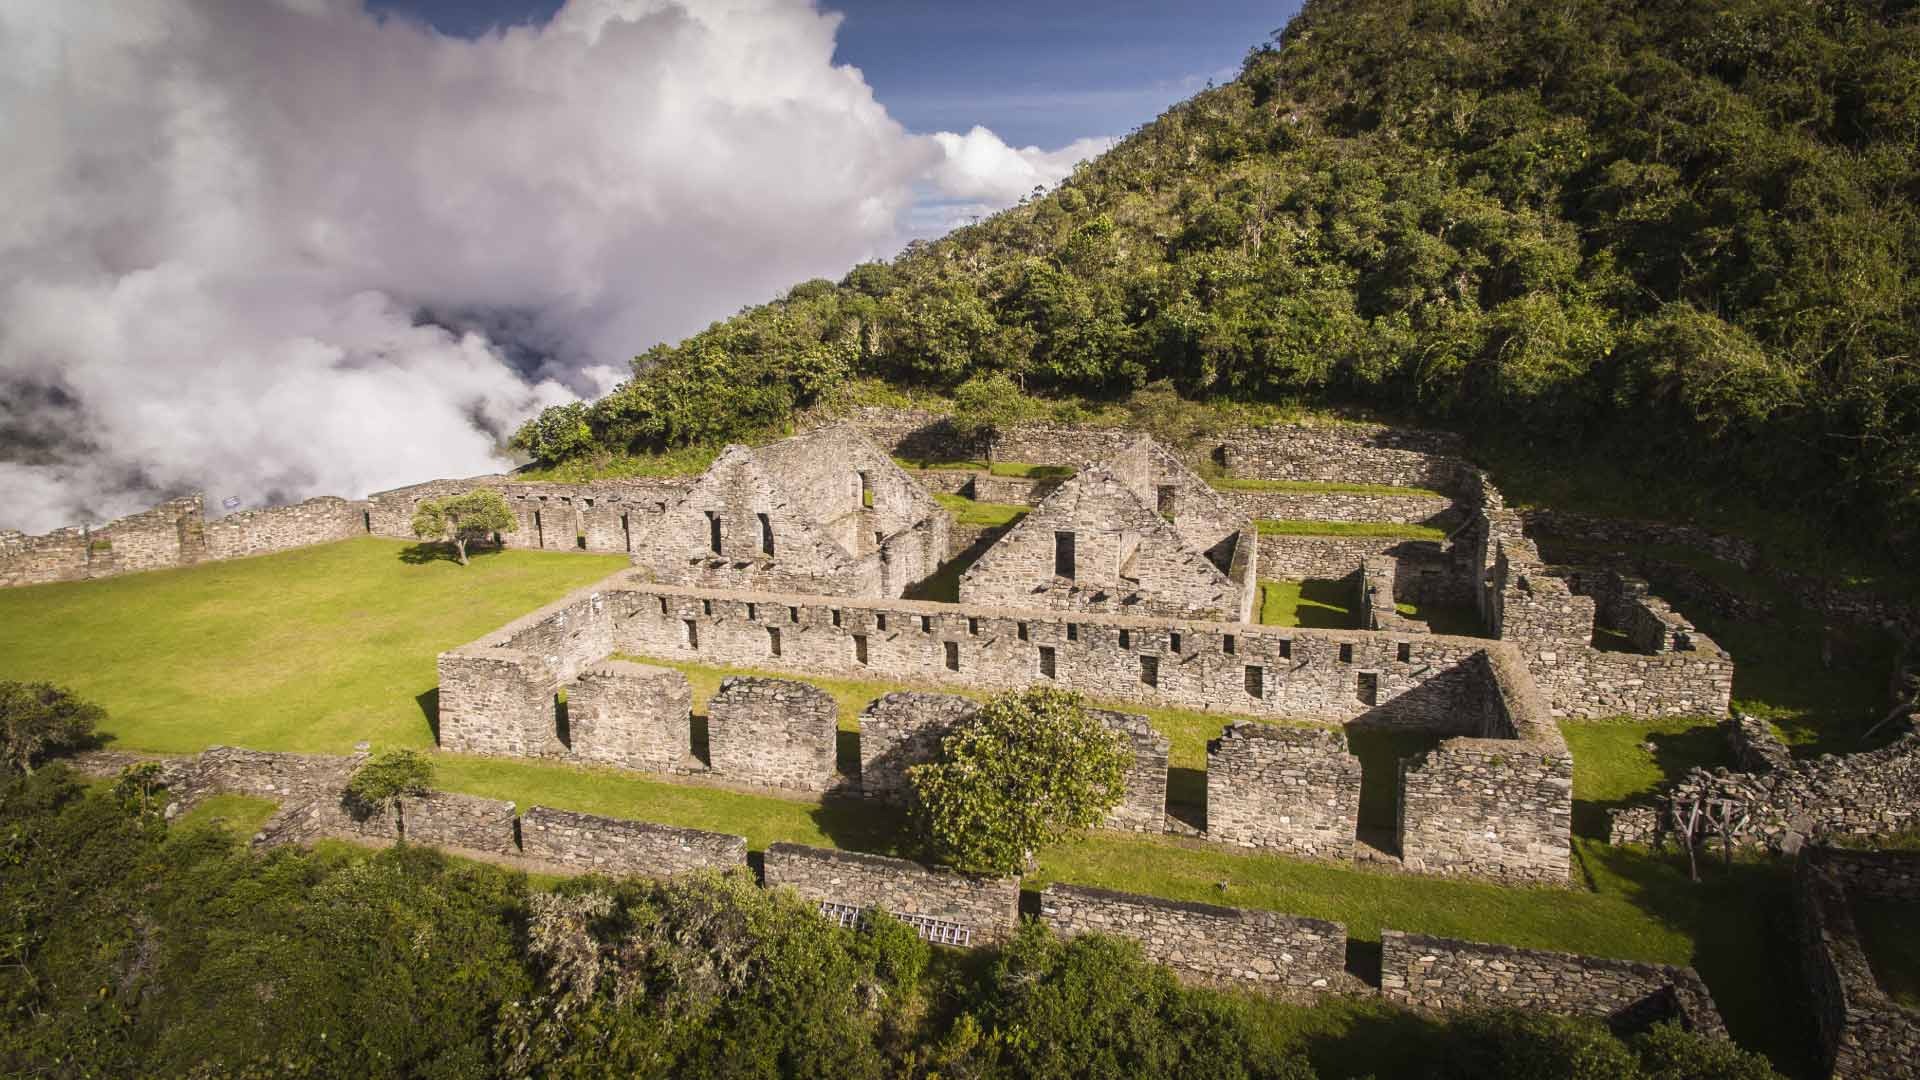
2;537;1823;1072
0;537;627;754
1255;518;1447;540
1258;578;1356;627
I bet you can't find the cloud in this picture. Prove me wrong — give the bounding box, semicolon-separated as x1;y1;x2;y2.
0;0;1105;532
928;127;1115;205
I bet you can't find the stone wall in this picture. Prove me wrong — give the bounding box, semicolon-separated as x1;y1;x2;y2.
202;497;367;560
1216;423;1466;489
1608;715;1920;853
1361;556;1424;635
1205;723;1360;859
1396;650;1573;885
520;806;748;877
605;575;1505;726
436;586;618;758
1;494;206;587
1797;848;1920;1079
762;842;1020;946
1257;534;1414;581
1380;931;1727;1037
565;660;692;772
1225;490;1456;526
706;677;838;791
1039;883;1351;994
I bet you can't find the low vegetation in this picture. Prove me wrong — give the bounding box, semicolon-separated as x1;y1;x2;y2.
0;680;104;774
931;493;1030;528
1258;578;1354;628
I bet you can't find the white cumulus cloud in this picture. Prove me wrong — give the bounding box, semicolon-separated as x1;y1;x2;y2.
0;0;1109;532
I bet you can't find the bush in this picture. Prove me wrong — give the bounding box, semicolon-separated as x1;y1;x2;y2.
0;681;104;774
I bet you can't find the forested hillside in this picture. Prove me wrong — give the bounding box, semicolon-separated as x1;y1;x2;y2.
518;0;1920;552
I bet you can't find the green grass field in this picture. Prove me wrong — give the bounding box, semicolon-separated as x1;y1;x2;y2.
1256;519;1447;540
931;493;1029;528
1259;578;1355;628
0;538;627;754
895;458;1074;480
168;793;282;838
5;537;1821;1072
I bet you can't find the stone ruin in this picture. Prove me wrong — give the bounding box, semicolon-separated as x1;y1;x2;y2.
958;435;1258;621
1795;847;1920;1079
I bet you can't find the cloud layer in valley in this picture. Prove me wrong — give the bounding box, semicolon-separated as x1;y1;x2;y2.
0;0;1107;532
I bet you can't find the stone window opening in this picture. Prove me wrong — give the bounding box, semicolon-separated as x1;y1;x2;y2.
789;606;800;623
1054;531;1076;579
1339;643;1354;663
1245;664;1264;698
768;628;782;657
621;513;631;552
533;509;545;548
1119;629;1132;649
1357;671;1379;706
1066;623;1079;642
1140;654;1159;687
362;511;372;533
1156;484;1176;519
554;691;571;748
876;613;888;631
1397;641;1411;663
658;596;669;615
1278;639;1292;659
831;609;842;628
853;634;869;665
1038;645;1057;678
583;497;594;507
1170;631;1182;654
575;534;587;550
858;471;874;509
702;599;713;616
967;617;980;636
747;602;757;621
921;614;933;633
1223;633;1237;655
1017;621;1029;642
683;619;699;649
944;641;960;671
705;510;722;554
757;513;774;556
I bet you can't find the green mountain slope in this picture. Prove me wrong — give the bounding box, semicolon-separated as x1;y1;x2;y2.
520;0;1919;552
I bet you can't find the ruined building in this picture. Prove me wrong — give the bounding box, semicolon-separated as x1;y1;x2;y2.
958;436;1256;621
630;424;950;598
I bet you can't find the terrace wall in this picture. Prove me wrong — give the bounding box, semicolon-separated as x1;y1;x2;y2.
1797;848;1920;1079
761;842;1020;946
519;806;748;877
1379;931;1726;1036
1039;883;1351;994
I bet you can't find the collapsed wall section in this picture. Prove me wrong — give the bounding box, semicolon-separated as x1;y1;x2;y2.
1380;931;1726;1037
763;842;1019;946
520;806;747;877
1039;883;1350;994
435;586;618;757
1205;723;1360;858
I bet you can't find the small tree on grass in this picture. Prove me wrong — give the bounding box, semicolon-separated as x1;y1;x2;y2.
907;687;1127;875
344;749;435;841
412;489;517;565
949;371;1043;465
0;680;105;774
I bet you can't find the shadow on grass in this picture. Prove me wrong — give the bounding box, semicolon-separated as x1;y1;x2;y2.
836;730;861;783
1292;998;1452;1080
906;524;1012;604
1344;729;1442;834
1295;578;1357;629
1574;842;1819;1078
1409;603;1483;637
1569;724;1730;841
397;542;507;565
1167;765;1206;810
415;688;440;744
808;796;911;857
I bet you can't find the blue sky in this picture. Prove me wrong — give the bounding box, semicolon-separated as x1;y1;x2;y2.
370;0;1299;148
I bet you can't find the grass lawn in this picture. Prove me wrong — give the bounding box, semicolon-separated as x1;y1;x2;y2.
1211;478;1447;498
0;537;628;754
895;458;1073;480
1256;519;1447;540
1259;578;1355;628
512;444;718;482
168;793;281;838
931;493;1029;529
1558;719;1732;840
1854;900;1920;1009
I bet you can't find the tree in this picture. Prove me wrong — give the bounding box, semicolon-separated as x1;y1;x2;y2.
411;489;517;565
949;370;1044;464
907;687;1128;875
343;749;435;840
508;402;596;465
0;681;104;774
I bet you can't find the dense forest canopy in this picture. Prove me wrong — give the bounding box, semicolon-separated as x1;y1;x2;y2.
517;0;1919;553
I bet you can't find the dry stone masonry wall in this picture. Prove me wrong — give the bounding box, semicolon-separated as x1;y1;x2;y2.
1039;883;1352;994
761;842;1020;946
1205;723;1361;859
520;806;748;877
707;677;840;791
565;660;692;772
1796;848;1920;1079
1380;931;1726;1037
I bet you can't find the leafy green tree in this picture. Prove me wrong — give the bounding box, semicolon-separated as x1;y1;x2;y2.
509;402;596;465
112;761;169;821
343;749;434;839
1630;1021;1782;1080
907;687;1128;874
950;371;1044;463
411;489;518;565
0;681;104;774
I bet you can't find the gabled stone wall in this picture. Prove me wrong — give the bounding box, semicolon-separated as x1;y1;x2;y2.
706;677;838;791
1039;883;1352;994
1380;931;1726;1037
1205;723;1360;858
520;806;747;877
761;841;1020;946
